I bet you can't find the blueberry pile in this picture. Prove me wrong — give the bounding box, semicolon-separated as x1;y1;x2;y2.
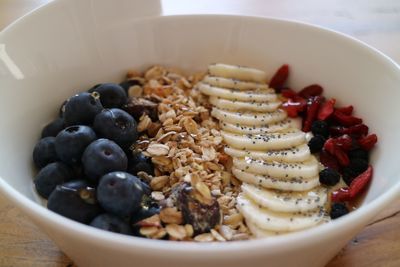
32;83;158;235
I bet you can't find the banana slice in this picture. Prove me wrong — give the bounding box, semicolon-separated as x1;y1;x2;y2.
203;75;270;90
241;183;327;213
199;83;276;103
232;168;320;191
246;220;284;238
212;108;287;127
219;120;292;135
208;63;268;83
221;130;305;150
224;144;311;163
209;96;281;112
237;194;325;232
233;156;319;179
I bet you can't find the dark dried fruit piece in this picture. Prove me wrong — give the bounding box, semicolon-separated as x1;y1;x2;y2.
298;84;323;99
269;64;289;92
177;184;220;234
122;97;158;121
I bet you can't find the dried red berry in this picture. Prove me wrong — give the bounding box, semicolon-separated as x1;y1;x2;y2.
298;84;323;99
331;166;373;202
319;149;339;170
336;105;354;115
323;137;350;166
332;110;362;127
269;64;289;92
282;101;300;118
334;134;353;151
329;124;369;137
302;96;322;132
281;88;297;99
331;187;350;202
349;165;373;197
317;98;336;120
358;134;378;151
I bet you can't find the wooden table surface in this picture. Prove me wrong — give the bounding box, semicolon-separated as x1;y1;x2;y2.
1;0;400;266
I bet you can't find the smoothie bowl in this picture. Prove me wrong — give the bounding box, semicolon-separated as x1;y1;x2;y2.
1;0;400;266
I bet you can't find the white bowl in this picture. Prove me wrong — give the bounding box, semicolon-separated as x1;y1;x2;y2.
1;1;400;267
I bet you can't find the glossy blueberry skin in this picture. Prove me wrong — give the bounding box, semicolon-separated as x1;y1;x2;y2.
97;172;144;218
33;137;59;169
41;117;65;138
34;162;72;198
55;125;97;165
308;135;326;153
93;108;138;148
63;92;103;126
82;139;128;183
319;168;340;186
88;83;127;109
90;213;132;235
127;151;154;176
47;180;102;224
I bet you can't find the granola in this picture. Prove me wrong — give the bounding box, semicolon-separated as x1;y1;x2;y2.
126;65;250;241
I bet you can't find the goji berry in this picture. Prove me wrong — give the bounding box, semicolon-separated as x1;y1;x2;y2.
317;98;336;120
302;96;322;132
319;149;339;170
336;105;354;115
358;134;378;151
298;84;323;99
331;187;351;202
329;124;369;137
281;88;297;99
349;165;373;197
331;166;373;202
323;137;350;166
332;110;363;127
334;134;353;151
269;64;289;92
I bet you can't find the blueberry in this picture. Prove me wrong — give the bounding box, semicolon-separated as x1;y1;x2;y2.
97;172;144;218
55;125;96;165
34;162;72;198
330;203;349;219
319;168;340;186
41;117;65;138
82;139;128;183
88;83;127;108
33;137;58;169
93;108;138;148
47;180;101;223
119;79;142;93
127;151;154;176
311;120;329;138
90;213;132;235
348;148;369;162
342;158;369;185
308;135;326;153
131;206;160;225
63;92;103;126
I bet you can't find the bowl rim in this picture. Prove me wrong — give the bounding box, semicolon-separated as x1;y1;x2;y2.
1;1;400;253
